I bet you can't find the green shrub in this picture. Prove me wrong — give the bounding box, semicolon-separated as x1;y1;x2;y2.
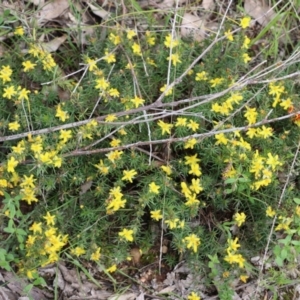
0;7;300;299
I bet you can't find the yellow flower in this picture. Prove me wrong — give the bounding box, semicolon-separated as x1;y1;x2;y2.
43;212;55;226
146;57;156;66
127;29;137;40
240;16;251;28
227;237;240;252
118;128;127;135
195;71;208;81
215;133;228;145
296;206;300;217
189;178;203;194
188;163;202;177
71;246;86;256
22;60;36;72
39;152;52;164
164;34;179;48
105;114;117;122
269;82;285;98
242;36;251;49
257;125;273;139
110;138;121;147
211;103;222;113
108;88;120;97
266;152;282;170
280;98;293;110
246;128;257;138
167;53;181;66
235;254;245;268
20;174;36;188
224;252;245;268
149;182;160;194
109;186;123;199
175;117;187;127
184;138;197;149
119;228;134;241
242;53;251;63
18;88;30;101
160;84;173;96
3;85;17;99
28;44;42;57
21;187;38;204
26;270;37;279
95;77;110;90
184;233;201;253
209;77;223;87
122;169;137;183
188;292;201;300
26;235;36;247
266;206;276;217
106;197;126;213
161;165;172;175
29;222;42;234
244;106;257;125
185;154;200;166
240;275;249;283
42;53;56;71
7;156;18;173
225;30;233;41
0;65;13;83
8;121;20;131
181;182;191;198
187;120;199;132
56;104;69;122
131;96;145;108
146;31;155;46
90;247;101;261
104;51;116;63
132;42;141;55
59;130;72;143
31;142;43;153
14;26;24;36
234;212;246;227
86;57;98;71
185;193;200;207
165;218;179;229
106;150;123;163
275;217;292;231
109;33;121;45
107;264;117;273
157;120;173;135
150;209;163;221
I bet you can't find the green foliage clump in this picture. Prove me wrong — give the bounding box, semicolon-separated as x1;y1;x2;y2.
0;8;300;298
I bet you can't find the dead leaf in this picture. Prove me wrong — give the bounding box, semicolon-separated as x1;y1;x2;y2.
136;292;145;300
40;35;67;53
202;0;215;11
89;289;113;299
25;0;45;5
157;285;176;294
180;13;206;42
86;2;111;20
160;0;174;8
79;180;93;196
130;247;142;265
244;0;276;26
0;44;6;57
37;0;70;24
67;12;96;45
108;293;137;300
232;292;242;300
